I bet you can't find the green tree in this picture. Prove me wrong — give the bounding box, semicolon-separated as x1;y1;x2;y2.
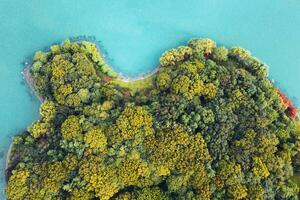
61;115;82;140
116;106;154;140
84;127;107;152
6;170;29;200
212;46;228;62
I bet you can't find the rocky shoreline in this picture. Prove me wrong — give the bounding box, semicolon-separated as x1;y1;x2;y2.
4;143;13;179
4;54;158;174
4;65;43;178
23;65;44;103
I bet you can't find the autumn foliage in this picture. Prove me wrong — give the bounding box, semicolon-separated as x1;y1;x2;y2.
5;39;300;200
277;89;298;118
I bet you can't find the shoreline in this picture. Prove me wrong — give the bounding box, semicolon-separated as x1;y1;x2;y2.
23;65;44;103
72;37;159;83
3;39;299;196
116;67;159;83
4;43;158;174
4;143;13;178
4;65;43;175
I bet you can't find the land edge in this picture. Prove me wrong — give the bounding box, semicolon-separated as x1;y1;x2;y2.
4;47;160;176
116;67;159;83
4;39;299;186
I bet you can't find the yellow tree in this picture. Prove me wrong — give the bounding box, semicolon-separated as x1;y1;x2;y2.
188;38;216;54
84;127;107;152
116;106;154;140
159;46;192;67
28;120;48;139
40;100;56;122
6;170;30;200
61;115;82;140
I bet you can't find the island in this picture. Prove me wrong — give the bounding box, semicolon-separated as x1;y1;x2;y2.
5;38;300;200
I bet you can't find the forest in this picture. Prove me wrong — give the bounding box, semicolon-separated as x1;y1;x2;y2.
5;38;300;200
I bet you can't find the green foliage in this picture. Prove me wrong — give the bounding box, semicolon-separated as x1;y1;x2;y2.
156;71;171;90
101;64;118;77
84;127;107;151
6;38;300;200
116;106;154;140
40;100;56;122
33;51;49;63
230;47;250;60
172;75;192;95
83;101;113;122
212;46;228;62
134;187;170;200
28;120;48;139
67;188;93;200
188;38;216;54
159;46;192;67
6;170;29;200
171;75;206;99
252;157;270;179
6;155;78;200
27;101;57;139
78;88;90;103
61;115;82;140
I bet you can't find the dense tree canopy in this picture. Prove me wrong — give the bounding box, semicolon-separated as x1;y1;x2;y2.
5;38;300;200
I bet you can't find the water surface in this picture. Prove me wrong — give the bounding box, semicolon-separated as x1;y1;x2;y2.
0;0;300;198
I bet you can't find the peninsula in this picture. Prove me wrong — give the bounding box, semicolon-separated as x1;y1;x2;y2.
5;38;300;200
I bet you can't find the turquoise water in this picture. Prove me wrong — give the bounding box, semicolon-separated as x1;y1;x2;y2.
0;0;300;198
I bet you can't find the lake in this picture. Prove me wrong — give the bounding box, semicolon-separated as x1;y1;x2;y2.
0;0;299;198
